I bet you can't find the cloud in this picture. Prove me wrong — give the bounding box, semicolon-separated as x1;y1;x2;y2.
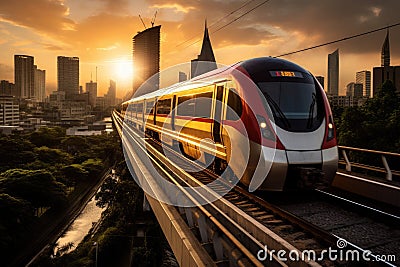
42;43;64;51
0;0;76;34
148;0;400;56
97;0;129;13
151;3;195;14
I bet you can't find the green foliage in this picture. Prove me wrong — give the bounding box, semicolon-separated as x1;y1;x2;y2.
61;164;89;186
82;158;103;178
35;146;73;165
0;136;36;171
0;193;35;257
60;136;89;154
0;169;67;208
95;177;118;208
28;127;66;148
337;80;400;152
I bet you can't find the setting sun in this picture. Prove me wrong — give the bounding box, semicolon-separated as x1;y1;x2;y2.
114;59;134;85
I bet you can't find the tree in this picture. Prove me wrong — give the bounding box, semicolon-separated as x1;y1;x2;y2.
28;127;66;148
0;136;36;171
337;80;400;152
61;164;89;186
0;169;67;209
34;146;73;165
0;194;35;256
82;159;103;179
60;136;89;154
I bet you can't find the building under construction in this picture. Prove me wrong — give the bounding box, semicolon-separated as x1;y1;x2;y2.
132;25;161;97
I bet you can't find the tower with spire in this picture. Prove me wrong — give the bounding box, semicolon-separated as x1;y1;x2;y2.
191;20;217;78
373;28;400;96
381;30;390;68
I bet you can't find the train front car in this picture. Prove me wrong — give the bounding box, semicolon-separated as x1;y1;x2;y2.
236;57;338;191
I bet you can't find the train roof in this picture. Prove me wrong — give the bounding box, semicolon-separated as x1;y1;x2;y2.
126;57;310;103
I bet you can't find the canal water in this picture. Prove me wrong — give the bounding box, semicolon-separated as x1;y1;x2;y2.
55;196;104;254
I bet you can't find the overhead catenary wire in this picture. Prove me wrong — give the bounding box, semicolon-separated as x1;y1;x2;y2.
275;22;400;58
180;0;272;49
175;0;259;48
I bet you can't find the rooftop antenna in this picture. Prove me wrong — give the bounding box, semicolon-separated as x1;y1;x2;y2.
139;15;147;30
96;66;98;83
151;11;157;27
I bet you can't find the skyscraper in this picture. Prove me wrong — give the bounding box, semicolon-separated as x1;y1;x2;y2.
14;55;34;99
315;76;324;89
191;21;217;78
86;81;97;107
356;71;371;98
58;56;79;99
373;30;400;96
327;49;339;96
346;82;363;99
179;71;188;82
34;65;46;102
105;80;116;107
132;25;161;96
381;30;390;68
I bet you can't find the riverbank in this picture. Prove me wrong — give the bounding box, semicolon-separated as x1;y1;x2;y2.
32;159;178;267
8;168;112;267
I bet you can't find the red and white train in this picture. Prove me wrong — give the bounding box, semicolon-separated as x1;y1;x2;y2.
120;57;338;191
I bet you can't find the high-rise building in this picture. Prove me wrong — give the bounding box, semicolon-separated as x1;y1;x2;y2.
373;30;400;96
327;49;339;96
346;82;363;99
34;65;46;102
0;96;19;126
86;81;97;107
58;56;79;99
132;25;161;96
191;21;217;78
315;76;324;89
356;71;371;97
105;80;116;107
381;30;390;68
0;80;15;96
179;71;187;82
14;55;34;99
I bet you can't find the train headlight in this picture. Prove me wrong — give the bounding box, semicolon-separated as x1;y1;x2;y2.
327;117;335;141
257;115;274;141
260;122;267;129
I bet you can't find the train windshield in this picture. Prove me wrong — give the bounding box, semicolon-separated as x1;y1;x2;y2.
257;73;324;132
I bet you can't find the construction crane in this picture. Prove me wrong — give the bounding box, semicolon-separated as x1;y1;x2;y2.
151;11;157;27
139;15;147;30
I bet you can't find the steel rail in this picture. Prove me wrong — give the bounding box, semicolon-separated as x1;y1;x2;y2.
113;111;274;266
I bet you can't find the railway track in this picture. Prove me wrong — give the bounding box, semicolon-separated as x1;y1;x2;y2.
114;111;397;266
266;189;400;266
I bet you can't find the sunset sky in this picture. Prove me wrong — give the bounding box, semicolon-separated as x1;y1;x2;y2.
1;0;400;97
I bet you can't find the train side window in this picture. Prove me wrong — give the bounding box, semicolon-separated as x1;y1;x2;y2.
226;89;243;121
177;95;195;117
194;92;212;118
137;103;144;118
157;99;172;115
146;101;155;115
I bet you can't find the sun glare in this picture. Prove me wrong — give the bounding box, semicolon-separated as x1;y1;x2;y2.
115;60;134;84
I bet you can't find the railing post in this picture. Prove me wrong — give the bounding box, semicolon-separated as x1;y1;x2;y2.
381;155;392;181
342;150;351;172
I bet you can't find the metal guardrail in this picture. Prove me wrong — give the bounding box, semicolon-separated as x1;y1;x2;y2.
338;145;400;181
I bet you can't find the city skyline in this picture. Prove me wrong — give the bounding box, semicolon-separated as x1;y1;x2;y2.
1;1;400;97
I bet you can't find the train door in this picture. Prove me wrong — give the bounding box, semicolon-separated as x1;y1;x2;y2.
213;83;226;144
171;95;176;131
